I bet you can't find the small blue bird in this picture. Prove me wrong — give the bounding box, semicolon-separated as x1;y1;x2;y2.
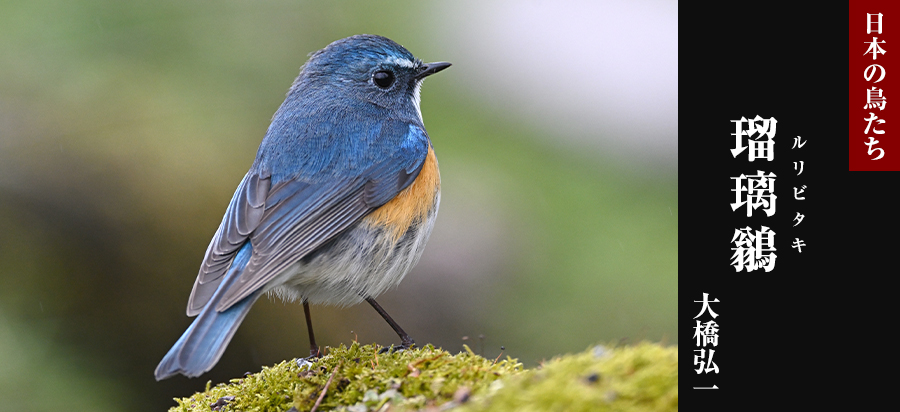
155;34;450;380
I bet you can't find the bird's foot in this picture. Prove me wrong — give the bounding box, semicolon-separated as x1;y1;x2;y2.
378;338;416;354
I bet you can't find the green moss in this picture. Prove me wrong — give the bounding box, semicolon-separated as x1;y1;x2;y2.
457;343;678;412
168;342;522;412
167;342;676;412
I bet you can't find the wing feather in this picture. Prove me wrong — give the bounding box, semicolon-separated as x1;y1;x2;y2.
187;173;270;315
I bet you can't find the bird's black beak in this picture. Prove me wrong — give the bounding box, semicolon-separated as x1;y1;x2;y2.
415;62;452;80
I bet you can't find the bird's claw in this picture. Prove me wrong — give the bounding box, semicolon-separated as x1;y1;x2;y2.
378;341;416;354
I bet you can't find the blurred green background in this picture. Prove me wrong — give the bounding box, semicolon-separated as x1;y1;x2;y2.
0;1;677;410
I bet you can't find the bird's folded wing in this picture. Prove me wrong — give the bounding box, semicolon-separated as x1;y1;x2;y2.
187;173;268;316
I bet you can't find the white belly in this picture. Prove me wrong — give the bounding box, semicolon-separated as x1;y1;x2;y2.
267;190;439;307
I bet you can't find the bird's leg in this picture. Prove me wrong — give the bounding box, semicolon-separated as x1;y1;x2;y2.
365;297;415;353
303;300;319;357
297;300;320;369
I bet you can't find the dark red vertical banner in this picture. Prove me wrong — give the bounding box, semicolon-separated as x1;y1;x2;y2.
851;1;900;170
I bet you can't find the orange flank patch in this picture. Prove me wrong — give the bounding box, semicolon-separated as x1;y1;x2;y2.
364;146;440;240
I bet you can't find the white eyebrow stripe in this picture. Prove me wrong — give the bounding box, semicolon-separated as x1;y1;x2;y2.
385;56;416;68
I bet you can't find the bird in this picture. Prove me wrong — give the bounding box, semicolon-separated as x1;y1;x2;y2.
154;34;450;380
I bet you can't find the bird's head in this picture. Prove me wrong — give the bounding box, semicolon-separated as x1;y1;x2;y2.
291;34;451;123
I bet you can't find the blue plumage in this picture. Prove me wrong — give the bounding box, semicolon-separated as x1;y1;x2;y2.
155;35;449;380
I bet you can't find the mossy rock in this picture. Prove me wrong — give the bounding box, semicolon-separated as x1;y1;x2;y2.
168;341;676;412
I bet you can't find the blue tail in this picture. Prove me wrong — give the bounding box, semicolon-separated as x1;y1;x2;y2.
155;243;261;380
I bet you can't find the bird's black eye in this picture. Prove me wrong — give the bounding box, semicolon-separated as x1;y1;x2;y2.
373;70;395;88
